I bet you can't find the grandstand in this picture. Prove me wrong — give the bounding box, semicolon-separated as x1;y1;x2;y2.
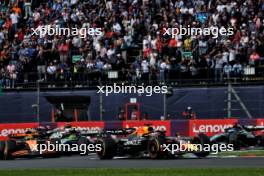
0;0;264;89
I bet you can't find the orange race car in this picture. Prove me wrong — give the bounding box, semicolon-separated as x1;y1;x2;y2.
0;128;58;160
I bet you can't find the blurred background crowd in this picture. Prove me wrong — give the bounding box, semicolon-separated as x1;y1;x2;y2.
0;0;264;88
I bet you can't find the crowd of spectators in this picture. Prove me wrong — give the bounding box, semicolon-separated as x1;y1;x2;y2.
0;0;264;88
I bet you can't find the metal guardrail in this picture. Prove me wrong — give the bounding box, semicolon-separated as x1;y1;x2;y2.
1;77;264;91
1;66;264;90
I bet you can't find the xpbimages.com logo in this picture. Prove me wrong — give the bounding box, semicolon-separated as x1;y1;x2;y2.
29;142;102;155
31;25;103;38
97;83;168;96
163;25;234;38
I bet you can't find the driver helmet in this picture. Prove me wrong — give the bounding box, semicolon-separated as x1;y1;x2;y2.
187;106;192;111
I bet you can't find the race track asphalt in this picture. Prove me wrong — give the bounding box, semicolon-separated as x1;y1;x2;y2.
0;155;264;169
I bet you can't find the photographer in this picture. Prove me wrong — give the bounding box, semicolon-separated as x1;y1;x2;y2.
182;106;196;120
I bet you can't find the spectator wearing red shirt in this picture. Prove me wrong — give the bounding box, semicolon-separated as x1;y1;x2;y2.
168;37;177;57
249;51;260;66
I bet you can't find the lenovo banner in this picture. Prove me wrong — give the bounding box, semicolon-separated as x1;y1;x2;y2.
122;120;171;136
256;119;264;126
189;119;238;137
0;123;39;140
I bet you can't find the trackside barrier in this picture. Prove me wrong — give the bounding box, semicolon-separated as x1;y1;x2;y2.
1;119;264;140
188;119;239;137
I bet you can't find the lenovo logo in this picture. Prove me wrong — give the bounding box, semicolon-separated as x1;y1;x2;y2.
0;128;27;137
193;124;233;133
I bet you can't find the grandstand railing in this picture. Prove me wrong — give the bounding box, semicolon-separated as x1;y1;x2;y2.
0;66;264;90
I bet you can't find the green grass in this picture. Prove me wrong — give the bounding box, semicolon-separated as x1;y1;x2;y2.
0;169;264;176
215;150;264;157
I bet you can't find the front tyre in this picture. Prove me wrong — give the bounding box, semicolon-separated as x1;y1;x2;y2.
77;137;90;156
0;141;5;160
192;133;211;158
96;137;116;159
147;136;165;159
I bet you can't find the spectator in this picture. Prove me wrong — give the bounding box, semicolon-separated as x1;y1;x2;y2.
24;0;32;19
0;68;3;87
141;60;150;82
182;106;196;120
47;62;56;85
233;61;243;77
131;107;139;120
117;107;125;121
6;62;16;88
249;51;260;65
10;10;19;37
223;63;233;78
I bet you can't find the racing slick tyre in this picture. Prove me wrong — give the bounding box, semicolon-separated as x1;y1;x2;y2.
228;132;240;150
97;137;117;159
77;137;90;156
147;136;166;159
3;140;17;160
43;139;61;158
192;133;211;158
0;141;5;160
259;134;264;147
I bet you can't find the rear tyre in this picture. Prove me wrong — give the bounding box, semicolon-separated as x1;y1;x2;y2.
228;132;239;150
192;133;211;158
0;141;5;160
148;136;165;159
259;134;264;147
4;140;17;160
77;137;90;156
45;139;61;158
97;137;116;159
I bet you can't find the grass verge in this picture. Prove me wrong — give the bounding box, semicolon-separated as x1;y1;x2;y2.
0;169;264;176
215;150;264;157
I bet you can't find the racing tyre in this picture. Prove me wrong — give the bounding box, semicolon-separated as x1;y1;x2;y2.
192;133;211;158
259;134;264;147
3;140;17;160
0;141;5;160
147;136;165;159
77;137;90;156
97;137;116;159
228;132;239;150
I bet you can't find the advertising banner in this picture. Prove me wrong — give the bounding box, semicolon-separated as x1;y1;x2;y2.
188;119;238;136
0;123;39;140
1;119;264;140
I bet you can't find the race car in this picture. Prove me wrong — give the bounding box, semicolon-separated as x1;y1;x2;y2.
0;125;94;160
0;128;59;160
210;123;264;149
47;124;93;155
96;125;211;159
